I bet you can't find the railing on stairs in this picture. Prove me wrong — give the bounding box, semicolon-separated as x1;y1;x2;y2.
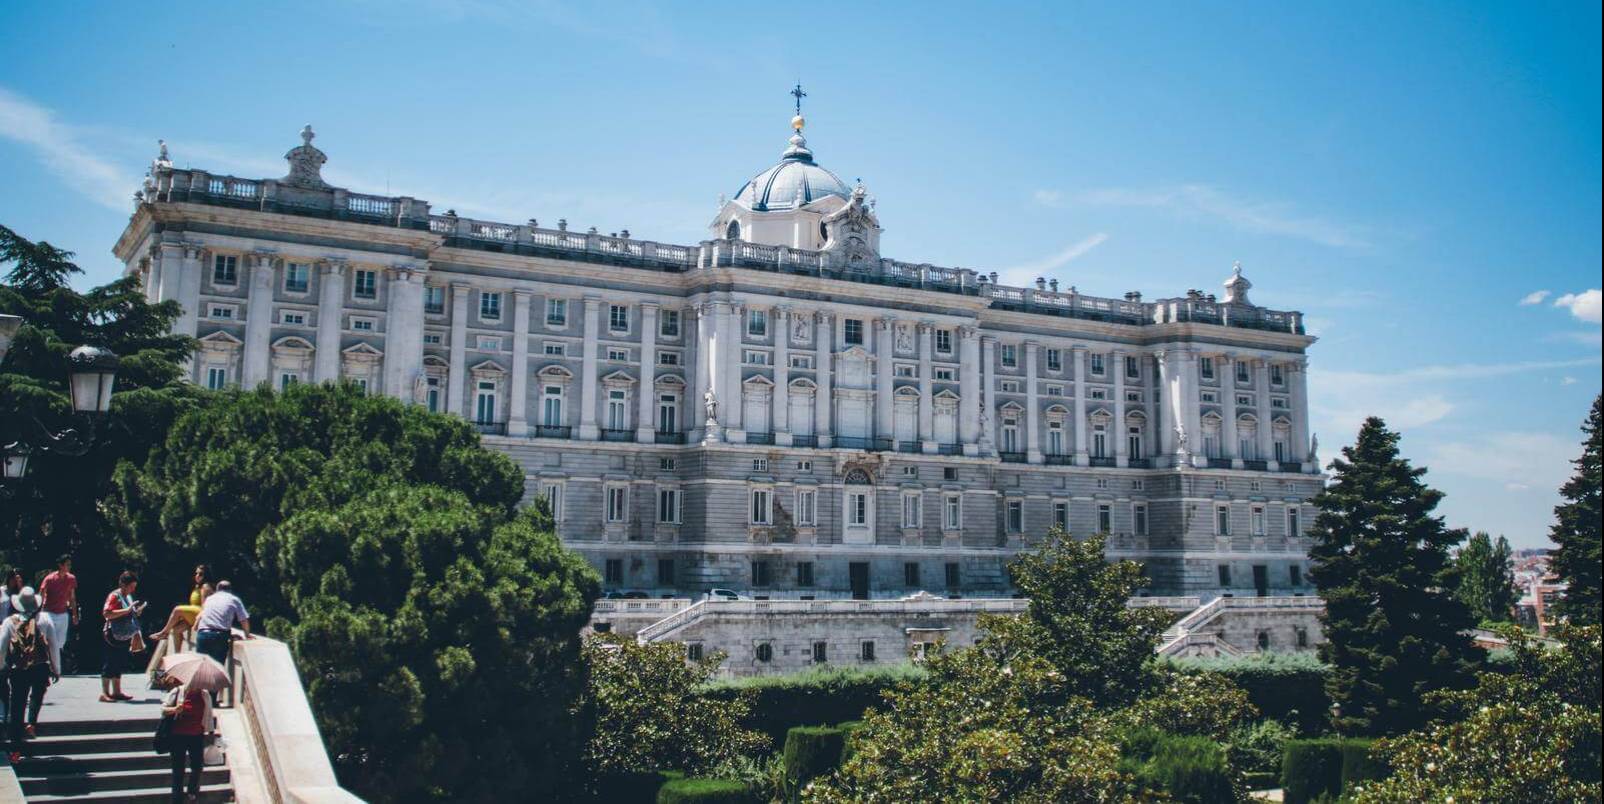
231;633;365;803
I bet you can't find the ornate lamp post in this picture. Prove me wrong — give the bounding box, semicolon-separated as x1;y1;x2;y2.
0;336;121;480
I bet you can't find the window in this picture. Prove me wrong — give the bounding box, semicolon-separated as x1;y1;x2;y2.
545;298;567;326
660;309;680;337
1296;628;1308;648
352;376;369;393
352;317;375;332
1217;564;1232;586
796;489;817;526
1128;426;1143;458
1047;421;1064;455
1237;394;1254;406
847;490;869;527
423;284;444;314
474;380;497;424
353;269;376;299
935;329;952;353
607;347;629;362
1000;344;1017;367
658;351;680;366
657;395;678;433
755;643;773;663
1272;397;1289;409
1000;380;1020;393
1089;388;1108;400
280;310;307;325
604;559;623;585
901;465;918;478
1201;391;1218;403
657;559;675;585
1046;385;1064;397
1290;565;1303;586
895;364;916;378
1092;423;1108;458
860;641;876;662
205;367;227;390
211;255;238;285
944;495;962;530
903;562;920;587
1257;631;1270;651
743;350;770;366
1215;505;1231;536
1271;364;1285;386
1126;391;1142;402
540;482;563;522
424;376;440;412
1237;361;1251;383
686;643;703;662
1132;479;1145;490
1134;504;1148;536
479;291;502;321
606;389;627;430
544;343;567;356
751;560;771;587
1274;439;1288;463
1001;418;1019;452
605;486;628;523
1045;348;1062;372
283;262;309;294
279;372;299;391
1089;353;1106;375
752;458;769;472
542;386;564;426
1053;501;1069;530
945;562;961;589
659;457;676;471
943;467;959;481
934;368;955;381
1006;500;1024;532
813;641;828;664
750;488;772;525
901;493;922;528
609;304;629;332
844;318;863;345
1098;504;1112;534
747;309;768;337
423;333;443;345
208;304;236;320
1200;356;1215;380
1287;508;1301;537
797;460;813;472
790;355;814;370
1126;355;1140;379
1251;505;1266;536
475;335;500;350
797;562;815;587
657;488;680;524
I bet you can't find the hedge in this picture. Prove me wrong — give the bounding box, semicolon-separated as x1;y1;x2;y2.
1280;738;1383;804
783;726;849;801
593;770;683;803
698;664;926;746
1166;653;1330;734
1120;727;1238;804
656;777;762;804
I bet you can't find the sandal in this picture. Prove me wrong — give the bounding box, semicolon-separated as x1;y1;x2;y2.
98;694;115;702
112;693;134;701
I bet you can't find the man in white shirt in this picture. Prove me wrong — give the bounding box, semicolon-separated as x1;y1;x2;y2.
193;580;251;666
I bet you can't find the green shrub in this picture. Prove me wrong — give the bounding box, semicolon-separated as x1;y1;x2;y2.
698;664;926;747
782;725;848;800
593;770;681;803
655;777;761;804
1139;733;1239;804
836;720;867;763
1281;738;1379;804
1228;718;1297;775
1337;739;1386;791
1167;653;1330;735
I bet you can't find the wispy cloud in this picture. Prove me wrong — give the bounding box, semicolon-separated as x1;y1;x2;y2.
997;233;1109;286
1519;289;1551;306
1031;189;1064;207
1554;289;1602;324
1073;183;1368;248
0;86;134;212
1426;431;1579;494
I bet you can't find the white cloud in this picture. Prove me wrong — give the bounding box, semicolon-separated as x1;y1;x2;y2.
1426;431;1579;495
1075;184;1368;248
1562;376;1578;386
0;86;133;212
1519;289;1551;306
1553;289;1602;324
996;233;1109;286
1031;189;1064;207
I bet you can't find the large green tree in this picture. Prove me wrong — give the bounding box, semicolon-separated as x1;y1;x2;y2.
106;383;599;802
1308;417;1483;736
1453;531;1517;625
1550;394;1602;626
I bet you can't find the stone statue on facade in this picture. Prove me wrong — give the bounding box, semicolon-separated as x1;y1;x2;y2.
412;373;429;405
1175;423;1190;457
703;390;718;425
1308;433;1319;465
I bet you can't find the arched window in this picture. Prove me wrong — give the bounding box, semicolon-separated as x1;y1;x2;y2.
819;220;829;244
726;219;742;241
755;642;773;663
1257;631;1270;651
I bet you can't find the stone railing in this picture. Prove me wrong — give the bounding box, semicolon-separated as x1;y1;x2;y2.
637;597;1032;643
592;598;692;616
232;634;365;803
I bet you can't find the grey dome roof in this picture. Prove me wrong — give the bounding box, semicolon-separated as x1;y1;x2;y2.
734;134;851;212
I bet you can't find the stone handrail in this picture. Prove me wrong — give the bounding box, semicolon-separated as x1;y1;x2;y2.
232;633;365;803
637;597;1032;643
592;598;693;616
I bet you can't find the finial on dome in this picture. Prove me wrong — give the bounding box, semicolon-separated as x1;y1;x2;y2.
283;124;329;189
1223;260;1253;305
300;124;315;146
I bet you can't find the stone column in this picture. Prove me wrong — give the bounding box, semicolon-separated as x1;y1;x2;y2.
1024;341;1042;463
874;317;895;442
1155;350;1175;460
693;304;714;442
384;268;425;401
980;336;996;451
1181;350;1202;467
636;302;658;442
1113;349;1128;467
720;302;742;435
1221;353;1241;468
145;251;163;305
1290;357;1310;470
1255;358;1275;466
1072;346;1089;463
579;296;601;440
773;307;791;445
156;243;184;307
446;283;469;416
509;290;532;435
918;322;935;452
242;254;275;388
814;311;833;447
314;263;346;384
174;245;203;381
1146;352;1161;460
959;326;980;455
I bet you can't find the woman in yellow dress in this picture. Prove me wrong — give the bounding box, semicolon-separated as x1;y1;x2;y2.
149;564;213;647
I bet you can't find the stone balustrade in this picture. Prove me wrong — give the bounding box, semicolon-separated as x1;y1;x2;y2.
231;634;364;804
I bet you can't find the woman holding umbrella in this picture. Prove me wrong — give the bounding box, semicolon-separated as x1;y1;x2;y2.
158;652;226;804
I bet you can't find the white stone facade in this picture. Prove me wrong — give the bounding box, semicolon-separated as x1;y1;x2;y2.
115;123;1324;600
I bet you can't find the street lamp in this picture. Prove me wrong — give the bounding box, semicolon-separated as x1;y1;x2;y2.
2;442;29;480
68;345;120;414
0;340;121;481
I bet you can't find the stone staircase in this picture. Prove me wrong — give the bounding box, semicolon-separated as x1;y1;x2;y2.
7;676;233;803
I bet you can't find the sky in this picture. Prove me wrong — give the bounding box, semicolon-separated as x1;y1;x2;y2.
2;2;1598;549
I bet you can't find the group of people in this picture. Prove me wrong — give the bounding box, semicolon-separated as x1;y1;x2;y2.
2;554;253;793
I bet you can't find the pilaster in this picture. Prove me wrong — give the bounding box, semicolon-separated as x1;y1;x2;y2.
1155;350;1175;461
635;302;659;442
917;322;935;452
1112;349;1128;467
1072;346;1089;464
1024;340;1042;463
242;254;275;388
509;290;532;435
1221;353;1241;468
874;317;895;440
1290;357;1311;471
773;307;791;445
959;326;980;455
446;282;469;416
814;311;833;447
579;296;601;440
314;262;346;384
1255;358;1275;468
979;336;996;452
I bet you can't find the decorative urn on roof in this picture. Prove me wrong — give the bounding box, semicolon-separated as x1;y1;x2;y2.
282;125;329;189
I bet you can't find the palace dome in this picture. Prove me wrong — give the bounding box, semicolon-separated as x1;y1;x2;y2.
733;132;852;212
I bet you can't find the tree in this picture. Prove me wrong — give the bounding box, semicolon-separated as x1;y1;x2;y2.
1453;531;1517;625
1550;394;1602;626
581;634;769;781
107;383;599;802
1308;417;1483;736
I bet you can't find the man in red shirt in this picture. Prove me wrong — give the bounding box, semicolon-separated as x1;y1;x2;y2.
37;555;78;667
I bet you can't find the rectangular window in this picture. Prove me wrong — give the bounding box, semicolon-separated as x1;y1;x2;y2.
422;284;444;314
474;381;497;424
212;255;238;285
751;560;771;587
796;490;817;526
353;269;377;299
813;641;828;664
944;495;962;530
790;354;814;370
479;291;502;321
1089;353;1106;375
609;304;629;332
424;376;440;411
1098;504;1112;534
1000;380;1020;393
659;457;676;471
1217;564;1232;587
797;460;813;472
1200;356;1215;380
797;561;815;587
747;309;768;337
208;304;235;320
943;467;959;481
753;458;769;472
1126;355;1140;379
1000;344;1017;367
844;318;864;345
1237;394;1254;406
1134;503;1148;536
743;350;770;366
607;347;629;362
660;309;680;337
280;310;307;325
1252;505;1266;536
658;351;680;366
545;298;567;326
657;559;675;586
1287;507;1300;537
205;367;227;390
657;488;680;524
352;318;375;332
476;335;500;350
935;329;952;353
544;343;567;356
1053;502;1069;530
1046;385;1064;397
901;494;922;528
934;368;955;381
1006;500;1023;533
1237;361;1251;383
542;386;564;426
903;562;920;587
1216;505;1231;536
604;559;623;585
895;364;916;378
605;486;627;523
1045;348;1062;372
606;389;627;430
750;488;772;525
945;562;961;589
279;372;299;391
1089;388;1107;400
848;491;869;526
1201;391;1218;403
421;332;442;345
860;641;876;662
541;482;563;522
1126;391;1141;402
1271;364;1285;385
284;262;310;294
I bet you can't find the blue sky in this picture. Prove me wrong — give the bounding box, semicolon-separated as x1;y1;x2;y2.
2;2;1598;548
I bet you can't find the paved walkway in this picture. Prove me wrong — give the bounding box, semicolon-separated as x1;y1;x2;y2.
20;674;165;730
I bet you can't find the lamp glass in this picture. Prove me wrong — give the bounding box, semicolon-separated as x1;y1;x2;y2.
2;444;29;480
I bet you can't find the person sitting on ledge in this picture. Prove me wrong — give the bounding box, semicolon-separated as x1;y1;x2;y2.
149;564;215;649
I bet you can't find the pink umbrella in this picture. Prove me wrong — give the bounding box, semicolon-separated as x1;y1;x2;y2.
160;652;231;692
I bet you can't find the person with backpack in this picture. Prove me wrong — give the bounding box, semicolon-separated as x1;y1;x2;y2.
1;586;61;763
0;568;24;731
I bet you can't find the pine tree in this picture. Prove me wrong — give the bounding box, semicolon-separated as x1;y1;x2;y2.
1454;531;1517;625
1550;394;1603;625
1308;417;1483;736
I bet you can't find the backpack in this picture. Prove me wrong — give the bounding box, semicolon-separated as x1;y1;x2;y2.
6;615;45;671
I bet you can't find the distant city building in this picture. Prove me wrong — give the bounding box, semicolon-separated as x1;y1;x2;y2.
115;112;1322;604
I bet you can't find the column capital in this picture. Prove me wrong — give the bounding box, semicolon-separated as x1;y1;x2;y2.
1023;340;1040;353
980;334;997;346
774;305;790;318
958;324;979;339
916;320;935;334
638;299;659;312
449;280;470;292
814;310;832;325
512;288;534;300
583;296;603;309
874;316;894;331
1070;343;1088;353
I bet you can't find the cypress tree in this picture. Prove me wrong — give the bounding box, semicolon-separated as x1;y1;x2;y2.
1454;531;1517;625
1550;394;1603;626
1308;417;1482;736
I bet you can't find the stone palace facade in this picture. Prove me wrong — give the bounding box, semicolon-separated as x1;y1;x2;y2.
114;118;1323;601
